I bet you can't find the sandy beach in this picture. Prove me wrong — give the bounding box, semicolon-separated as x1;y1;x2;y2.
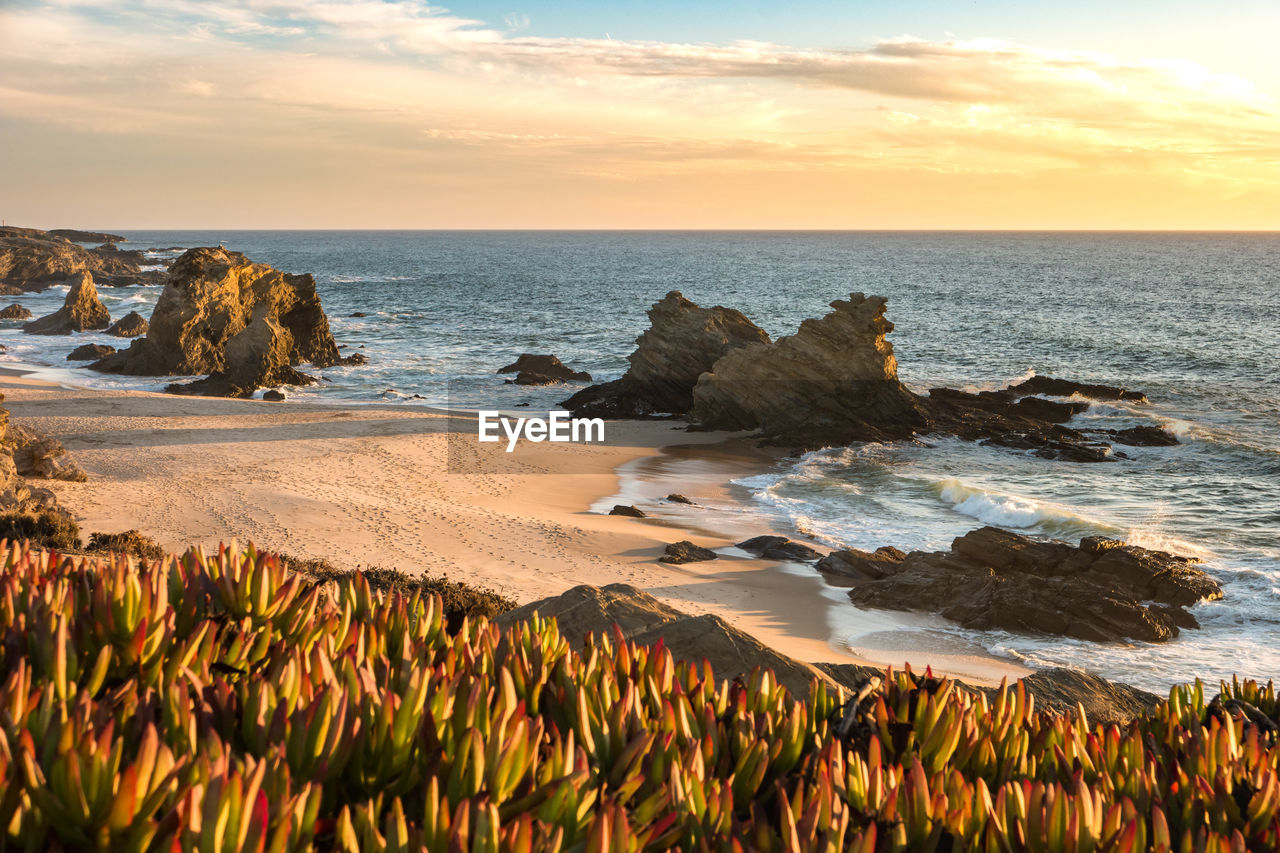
1;369;1028;685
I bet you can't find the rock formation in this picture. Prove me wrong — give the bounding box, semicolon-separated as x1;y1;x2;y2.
691;294;932;443
659;540;718;564
563;291;771;418
497;353;591;385
609;504;646;517
68;343;116;361
90;247;359;397
48;229;126;244
105;310;148;337
0;304;31;320
822;526;1221;643
736;535;823;562
7;424;87;482
0;226;149;290
22;272;111;335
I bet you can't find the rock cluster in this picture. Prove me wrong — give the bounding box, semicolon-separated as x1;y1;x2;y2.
822;526;1221;642
22;273;111;335
90;247;359;397
497;353;591;385
105;311;148;337
563;291;770;418
0;226;153;290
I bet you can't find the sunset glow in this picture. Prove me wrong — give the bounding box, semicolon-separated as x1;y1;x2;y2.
3;0;1278;228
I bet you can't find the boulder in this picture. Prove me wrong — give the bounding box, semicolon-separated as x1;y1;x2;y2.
659;540;718;564
691;294;932;445
736;535;823;562
497;353;591;385
563;291;770;418
105;311;148;337
609;504;646;518
68;343;116;361
1108;425;1179;447
262;389;286;401
89;247;359;397
841;526;1222;643
0;304;31;320
666;493;695;504
0;226;145;290
7;424;87;482
22;272;111;335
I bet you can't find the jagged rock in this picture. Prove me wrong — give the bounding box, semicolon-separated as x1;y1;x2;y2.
105;311;148;337
262;390;286;401
68;344;116;361
48;229;126;243
498;353;591;385
842;526;1222;643
0;304;31;320
691;293;931;443
22;272;111;335
7;424;87;482
89;247;360;397
609;504;646;517
659;540;718;564
0;226;145;289
1010;375;1148;403
1108;426;1179;446
736;535;823;562
564;291;770;418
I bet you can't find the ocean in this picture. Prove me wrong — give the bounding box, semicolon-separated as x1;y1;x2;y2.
4;230;1277;691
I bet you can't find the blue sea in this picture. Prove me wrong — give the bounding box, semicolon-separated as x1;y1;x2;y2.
4;230;1278;691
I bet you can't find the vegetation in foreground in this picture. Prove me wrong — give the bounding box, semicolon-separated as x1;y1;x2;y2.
0;541;1278;851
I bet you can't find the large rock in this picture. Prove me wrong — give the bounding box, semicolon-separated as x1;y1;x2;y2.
7;425;87;482
497;353;590;385
105;311;148;337
563;291;770;418
0;304;31;320
22;273;111;335
68;343;116;361
90;247;357;397
0;226;146;290
48;229;126;243
691;293;932;443
841;526;1222;643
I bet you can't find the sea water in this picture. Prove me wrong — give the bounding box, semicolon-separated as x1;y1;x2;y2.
3;230;1276;691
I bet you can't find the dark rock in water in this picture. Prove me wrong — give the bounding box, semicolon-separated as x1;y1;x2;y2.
666;493;695;504
691;294;932;443
498;353;591;385
659;540;718;564
1107;425;1179;446
817;546;907;579
105;310;148;338
1010;375;1148;403
90;247;361;397
48;229;126;244
262;389;286;401
23;272;111;334
841;526;1222;643
609;504;646;517
0;226;147;289
349;311;366;317
736;535;823;562
68;343;116;361
563;291;770;418
0;304;31;320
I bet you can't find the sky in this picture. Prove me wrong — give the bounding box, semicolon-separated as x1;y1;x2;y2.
2;0;1278;229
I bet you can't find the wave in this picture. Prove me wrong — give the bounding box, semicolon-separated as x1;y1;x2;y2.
933;479;1107;535
329;274;415;283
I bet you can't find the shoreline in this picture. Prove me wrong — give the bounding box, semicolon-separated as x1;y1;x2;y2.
0;367;1029;686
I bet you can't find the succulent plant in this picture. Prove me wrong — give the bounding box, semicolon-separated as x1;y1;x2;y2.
0;539;1278;851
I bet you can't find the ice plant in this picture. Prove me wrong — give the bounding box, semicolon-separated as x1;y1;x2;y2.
0;539;1278;850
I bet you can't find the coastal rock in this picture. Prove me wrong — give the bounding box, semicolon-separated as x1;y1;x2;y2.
89;247;359;397
691;293;931;444
563;291;771;418
609;504;646;517
497;353;591;386
736;535;823;562
0;226;146;290
497;583;837;698
1108;425;1179;446
7;424;87;482
48;229;126;244
105;310;148;337
68;343;116;361
22;272;111;335
262;389;286;401
659;540;718;564
1010;375;1148;403
0;304;32;320
666;493;695;504
842;526;1222;642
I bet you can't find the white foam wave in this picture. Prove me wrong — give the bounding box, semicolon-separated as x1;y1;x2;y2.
934;479;1103;532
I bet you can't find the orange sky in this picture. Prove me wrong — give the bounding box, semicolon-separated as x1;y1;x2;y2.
1;1;1277;229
